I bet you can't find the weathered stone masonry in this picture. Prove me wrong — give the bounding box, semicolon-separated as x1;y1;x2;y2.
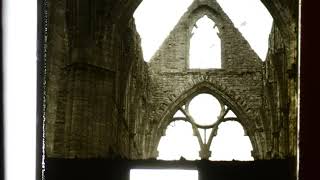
45;0;150;158
44;0;298;161
146;0;266;159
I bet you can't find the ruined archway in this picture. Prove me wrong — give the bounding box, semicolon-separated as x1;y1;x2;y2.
115;0;296;41
44;0;298;162
156;93;254;160
147;81;265;159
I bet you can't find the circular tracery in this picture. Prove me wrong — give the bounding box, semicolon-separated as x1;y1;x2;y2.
157;93;253;161
188;93;221;126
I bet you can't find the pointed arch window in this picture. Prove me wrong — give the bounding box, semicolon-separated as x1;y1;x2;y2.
210;121;253;161
189;16;221;69
157;93;253;161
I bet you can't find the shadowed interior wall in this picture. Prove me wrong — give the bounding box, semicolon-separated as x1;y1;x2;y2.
45;0;149;158
44;0;298;164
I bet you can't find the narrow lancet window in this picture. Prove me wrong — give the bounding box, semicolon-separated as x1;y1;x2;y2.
189;15;221;69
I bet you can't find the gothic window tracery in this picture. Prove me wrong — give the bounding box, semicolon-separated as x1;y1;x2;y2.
157;93;253;161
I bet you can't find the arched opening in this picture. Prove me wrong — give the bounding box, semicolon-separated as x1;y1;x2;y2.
157;93;254;161
188;93;221;125
157;120;200;160
133;0;273;62
210;121;254;161
189;15;221;69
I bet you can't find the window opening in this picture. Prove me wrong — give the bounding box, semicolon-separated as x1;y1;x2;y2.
188;93;221;125
157;121;200;160
134;0;272;62
199;128;212;144
210;121;253;161
158;93;253;161
174;110;186;118
224;110;237;118
189;15;221;69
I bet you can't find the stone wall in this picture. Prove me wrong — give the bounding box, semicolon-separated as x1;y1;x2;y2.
145;0;268;159
45;0;68;157
45;0;149;159
145;71;265;158
262;24;298;159
118;18;151;159
141;0;298;160
149;0;262;72
44;0;298;161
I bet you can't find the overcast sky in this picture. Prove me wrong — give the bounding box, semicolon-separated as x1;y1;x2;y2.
189;16;221;69
134;0;273;61
157;94;253;161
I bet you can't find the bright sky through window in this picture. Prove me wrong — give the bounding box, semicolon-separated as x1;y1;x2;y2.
210;121;254;161
189;93;221;125
157;121;200;160
189;16;221;69
157;94;254;161
134;0;272;62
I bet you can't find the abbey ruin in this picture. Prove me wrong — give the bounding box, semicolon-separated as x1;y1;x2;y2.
43;0;299;179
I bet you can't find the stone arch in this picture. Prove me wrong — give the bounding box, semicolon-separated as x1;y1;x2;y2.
105;0;296;160
188;5;224;31
148;80;265;159
151;75;262;123
187;6;224;69
116;0;296;41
